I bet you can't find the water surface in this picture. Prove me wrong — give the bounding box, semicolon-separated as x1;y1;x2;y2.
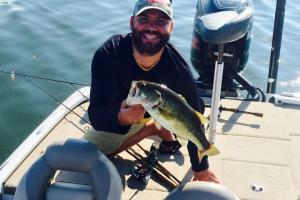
0;0;299;162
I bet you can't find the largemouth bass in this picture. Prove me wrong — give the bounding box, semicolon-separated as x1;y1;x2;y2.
126;80;219;159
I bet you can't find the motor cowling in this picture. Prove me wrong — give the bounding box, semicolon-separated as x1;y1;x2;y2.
191;0;254;90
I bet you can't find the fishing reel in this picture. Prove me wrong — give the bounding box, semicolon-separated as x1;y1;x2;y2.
131;142;159;184
131;163;152;184
147;142;159;166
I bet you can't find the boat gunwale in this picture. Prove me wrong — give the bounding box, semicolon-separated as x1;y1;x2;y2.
0;86;90;194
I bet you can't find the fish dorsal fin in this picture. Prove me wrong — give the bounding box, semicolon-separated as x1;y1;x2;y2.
177;94;186;102
195;111;209;125
160;84;168;89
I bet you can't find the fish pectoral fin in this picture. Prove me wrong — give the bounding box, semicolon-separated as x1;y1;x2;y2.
176;135;188;146
197;144;220;160
139;117;152;124
195;111;209;125
154;120;162;129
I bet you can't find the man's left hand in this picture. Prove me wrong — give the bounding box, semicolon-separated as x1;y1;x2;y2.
192;168;219;183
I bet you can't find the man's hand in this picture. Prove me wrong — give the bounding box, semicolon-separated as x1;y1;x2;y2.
193;168;219;183
118;100;145;126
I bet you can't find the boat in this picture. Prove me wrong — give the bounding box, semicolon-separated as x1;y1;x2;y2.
1;0;300;199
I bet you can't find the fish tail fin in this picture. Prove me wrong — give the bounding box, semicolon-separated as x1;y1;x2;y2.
198;144;220;160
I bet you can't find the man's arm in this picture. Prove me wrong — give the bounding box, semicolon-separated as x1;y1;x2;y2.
88;40;130;134
171;56;219;182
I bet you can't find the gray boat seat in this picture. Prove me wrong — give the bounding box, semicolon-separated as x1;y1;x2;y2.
195;0;254;44
46;182;93;200
165;181;240;200
14;139;123;200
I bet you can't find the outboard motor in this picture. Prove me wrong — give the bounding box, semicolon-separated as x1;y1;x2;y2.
191;0;259;99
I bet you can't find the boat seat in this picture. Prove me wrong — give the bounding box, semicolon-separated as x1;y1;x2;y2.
194;0;254;44
165;181;239;200
46;182;93;200
14;139;123;200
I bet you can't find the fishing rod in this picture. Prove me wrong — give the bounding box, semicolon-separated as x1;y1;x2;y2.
1;65;92;141
10;72;93;142
0;70;87;86
136;143;181;185
2;68;90;114
135;144;181;186
205;104;263;117
219;106;263;117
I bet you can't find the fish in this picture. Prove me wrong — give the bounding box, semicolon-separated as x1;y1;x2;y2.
126;80;219;159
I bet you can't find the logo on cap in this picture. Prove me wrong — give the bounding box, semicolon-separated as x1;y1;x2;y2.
148;0;163;3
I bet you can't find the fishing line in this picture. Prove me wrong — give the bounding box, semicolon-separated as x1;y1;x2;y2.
30;55;91;113
0;70;87;86
30;54;90;101
23;75;91;125
48;68;90;114
1;60;91;130
0;115;16;140
28;54;90;114
48;67;90;101
65;117;88;134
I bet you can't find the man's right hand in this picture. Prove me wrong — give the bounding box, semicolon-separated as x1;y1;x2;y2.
118;100;145;126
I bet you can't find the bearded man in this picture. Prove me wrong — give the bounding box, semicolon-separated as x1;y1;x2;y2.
86;0;219;183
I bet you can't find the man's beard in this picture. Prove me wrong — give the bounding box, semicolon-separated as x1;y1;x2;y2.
131;27;170;56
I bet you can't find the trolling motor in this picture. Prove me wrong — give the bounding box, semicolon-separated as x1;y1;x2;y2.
191;0;260;100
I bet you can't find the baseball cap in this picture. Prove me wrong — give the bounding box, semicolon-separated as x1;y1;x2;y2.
133;0;173;19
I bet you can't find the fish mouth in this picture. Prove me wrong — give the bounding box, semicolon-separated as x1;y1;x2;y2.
126;81;140;106
131;84;138;97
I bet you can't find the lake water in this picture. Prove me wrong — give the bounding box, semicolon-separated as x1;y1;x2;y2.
0;0;299;163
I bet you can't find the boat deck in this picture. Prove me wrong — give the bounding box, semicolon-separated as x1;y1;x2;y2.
3;99;300;200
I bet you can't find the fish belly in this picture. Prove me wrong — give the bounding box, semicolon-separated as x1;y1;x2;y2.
147;108;204;151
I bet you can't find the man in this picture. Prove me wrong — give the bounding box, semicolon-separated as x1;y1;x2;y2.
86;0;218;183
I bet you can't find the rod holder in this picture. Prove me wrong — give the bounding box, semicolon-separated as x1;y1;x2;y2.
209;44;224;144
